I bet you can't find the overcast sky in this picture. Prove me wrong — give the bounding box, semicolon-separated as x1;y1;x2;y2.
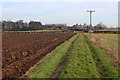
0;1;119;27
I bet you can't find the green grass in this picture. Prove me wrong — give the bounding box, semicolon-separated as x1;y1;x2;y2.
22;34;78;78
58;33;100;78
86;35;118;78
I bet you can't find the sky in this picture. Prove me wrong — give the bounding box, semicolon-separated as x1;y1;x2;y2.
0;1;119;27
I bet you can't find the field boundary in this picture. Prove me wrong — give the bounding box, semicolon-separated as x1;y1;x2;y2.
21;34;78;78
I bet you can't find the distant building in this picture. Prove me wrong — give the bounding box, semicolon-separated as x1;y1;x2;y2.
44;24;67;30
72;24;83;29
45;24;67;27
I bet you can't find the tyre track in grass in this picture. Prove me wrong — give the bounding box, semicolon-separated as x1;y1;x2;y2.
58;33;100;78
51;33;79;78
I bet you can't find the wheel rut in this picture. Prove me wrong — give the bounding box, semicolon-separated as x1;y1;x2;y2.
51;34;78;78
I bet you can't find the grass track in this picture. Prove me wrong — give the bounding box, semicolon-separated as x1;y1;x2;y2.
22;34;78;78
58;33;100;78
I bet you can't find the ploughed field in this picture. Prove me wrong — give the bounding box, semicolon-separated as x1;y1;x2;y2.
2;33;76;78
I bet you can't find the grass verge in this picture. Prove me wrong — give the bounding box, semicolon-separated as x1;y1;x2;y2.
58;33;100;78
21;34;78;78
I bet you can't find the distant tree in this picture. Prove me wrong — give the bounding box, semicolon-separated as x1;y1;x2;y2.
2;20;44;31
94;22;108;30
11;26;20;31
29;21;42;30
2;21;6;31
21;26;29;31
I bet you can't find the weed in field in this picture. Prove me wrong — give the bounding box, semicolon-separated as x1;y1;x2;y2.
22;52;28;57
11;52;17;60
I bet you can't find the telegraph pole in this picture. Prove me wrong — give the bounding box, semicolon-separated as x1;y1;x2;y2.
87;10;95;35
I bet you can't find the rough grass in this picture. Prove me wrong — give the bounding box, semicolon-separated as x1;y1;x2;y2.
58;33;100;78
86;35;118;78
21;34;78;78
93;33;118;41
102;39;118;50
92;33;118;50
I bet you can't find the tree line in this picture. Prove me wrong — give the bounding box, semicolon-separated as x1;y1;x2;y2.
1;20;44;31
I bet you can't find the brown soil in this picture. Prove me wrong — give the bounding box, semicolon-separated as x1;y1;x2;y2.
2;33;76;79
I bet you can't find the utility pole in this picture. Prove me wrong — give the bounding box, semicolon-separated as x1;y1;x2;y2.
87;10;95;35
